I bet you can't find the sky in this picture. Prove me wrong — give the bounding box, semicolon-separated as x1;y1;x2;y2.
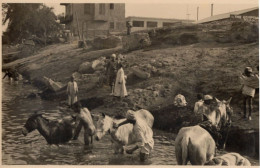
2;0;259;32
44;0;258;21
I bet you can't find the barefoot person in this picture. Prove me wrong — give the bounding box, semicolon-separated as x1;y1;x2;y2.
113;110;154;161
106;54;117;95
113;63;127;99
67;76;78;107
240;67;259;120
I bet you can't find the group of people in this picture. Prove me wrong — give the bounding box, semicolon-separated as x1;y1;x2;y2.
105;53;128;99
194;66;259;121
66;63;259;161
66;53;128;107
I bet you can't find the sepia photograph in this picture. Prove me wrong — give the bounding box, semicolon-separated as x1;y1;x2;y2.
1;0;259;165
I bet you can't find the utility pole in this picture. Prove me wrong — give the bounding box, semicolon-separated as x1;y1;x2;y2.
211;4;214;16
197;6;199;21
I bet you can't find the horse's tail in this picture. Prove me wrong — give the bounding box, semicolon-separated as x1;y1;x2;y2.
181;136;190;165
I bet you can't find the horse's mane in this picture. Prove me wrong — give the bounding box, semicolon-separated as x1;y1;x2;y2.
30;113;50;123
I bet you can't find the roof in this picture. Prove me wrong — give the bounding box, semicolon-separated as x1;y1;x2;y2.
126;16;194;22
197;6;258;24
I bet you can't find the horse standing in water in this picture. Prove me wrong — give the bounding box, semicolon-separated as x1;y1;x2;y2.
95;109;154;154
175;97;233;165
22;113;76;144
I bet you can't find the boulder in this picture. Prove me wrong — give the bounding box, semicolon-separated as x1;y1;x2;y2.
78;62;93;74
78;58;106;74
92;35;122;49
122;33;151;51
132;66;151;79
43;76;63;92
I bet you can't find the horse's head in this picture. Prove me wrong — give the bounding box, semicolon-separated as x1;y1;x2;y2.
95;113;113;141
22;113;42;136
214;97;233;127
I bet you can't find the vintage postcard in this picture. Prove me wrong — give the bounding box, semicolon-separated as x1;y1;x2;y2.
1;0;259;166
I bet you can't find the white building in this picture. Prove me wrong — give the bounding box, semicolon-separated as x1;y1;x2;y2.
126;16;194;32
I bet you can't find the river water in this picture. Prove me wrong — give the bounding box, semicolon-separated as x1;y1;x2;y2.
2;77;259;165
2;77;176;165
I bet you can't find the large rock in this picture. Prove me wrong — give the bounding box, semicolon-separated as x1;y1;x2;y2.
92;35;122;49
78;57;106;74
78;62;93;74
132;66;151;79
43;76;63;92
122;33;151;51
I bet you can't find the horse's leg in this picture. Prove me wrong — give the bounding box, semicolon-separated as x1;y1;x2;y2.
112;142;120;154
119;146;124;154
84;133;90;145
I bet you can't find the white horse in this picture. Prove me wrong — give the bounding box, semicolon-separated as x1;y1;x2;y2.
175;97;233;165
204;153;251;166
95;109;154;154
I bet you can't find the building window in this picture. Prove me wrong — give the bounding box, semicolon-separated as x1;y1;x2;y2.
147;21;158;28
163;22;176;27
110;3;114;10
132;21;144;27
99;4;105;15
110;22;114;29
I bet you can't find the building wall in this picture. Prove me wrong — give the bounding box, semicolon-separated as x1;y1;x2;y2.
126;17;190;32
63;3;125;39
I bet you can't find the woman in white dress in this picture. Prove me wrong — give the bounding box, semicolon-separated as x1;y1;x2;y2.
113;63;127;99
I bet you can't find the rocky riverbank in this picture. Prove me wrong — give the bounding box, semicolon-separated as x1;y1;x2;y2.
2;22;259;158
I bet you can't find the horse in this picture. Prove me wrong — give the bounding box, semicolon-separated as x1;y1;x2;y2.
175;97;233;165
22;113;76;144
204;153;251;166
95;109;154;154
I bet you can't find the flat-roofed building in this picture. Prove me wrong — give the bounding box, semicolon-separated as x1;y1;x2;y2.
60;3;125;39
126;16;194;32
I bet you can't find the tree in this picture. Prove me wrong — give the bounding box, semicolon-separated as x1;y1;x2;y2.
2;3;61;44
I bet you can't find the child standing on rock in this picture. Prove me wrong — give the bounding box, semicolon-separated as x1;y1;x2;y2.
67;76;78;107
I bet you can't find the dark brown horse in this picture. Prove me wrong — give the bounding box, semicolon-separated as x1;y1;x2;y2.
22;113;76;144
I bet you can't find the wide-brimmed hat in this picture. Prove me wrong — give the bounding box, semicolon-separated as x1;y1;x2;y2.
204;95;213;100
126;110;136;121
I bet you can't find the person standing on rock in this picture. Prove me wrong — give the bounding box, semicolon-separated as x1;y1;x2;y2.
67;76;78;107
106;54;117;95
114;63;127;99
113;110;154;162
240;67;259;120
